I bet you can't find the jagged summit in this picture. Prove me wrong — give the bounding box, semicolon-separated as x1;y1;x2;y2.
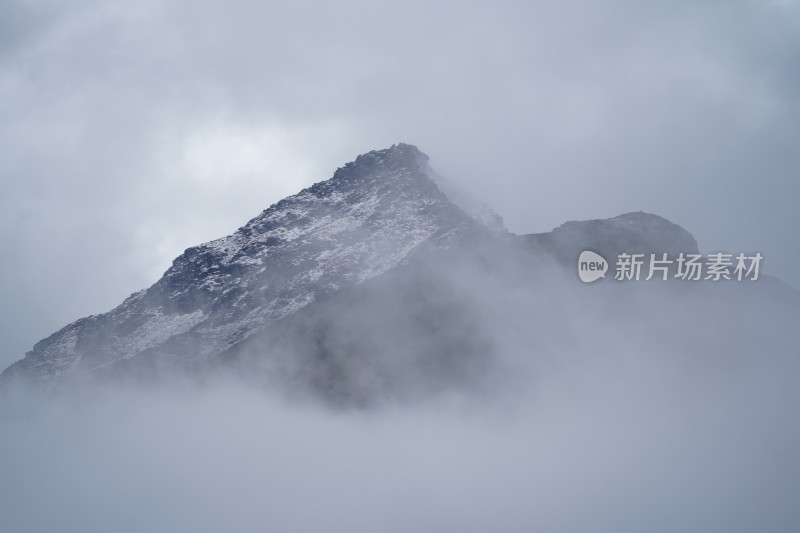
325;144;427;186
351;142;428;169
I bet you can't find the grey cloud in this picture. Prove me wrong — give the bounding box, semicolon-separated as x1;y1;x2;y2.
2;276;799;532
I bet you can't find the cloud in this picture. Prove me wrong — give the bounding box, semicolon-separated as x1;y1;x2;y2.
2;323;799;532
1;2;799;528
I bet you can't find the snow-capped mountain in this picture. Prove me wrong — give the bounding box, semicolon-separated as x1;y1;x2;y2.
1;143;705;390
1;144;501;386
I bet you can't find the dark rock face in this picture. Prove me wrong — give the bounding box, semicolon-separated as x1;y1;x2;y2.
1;144;702;390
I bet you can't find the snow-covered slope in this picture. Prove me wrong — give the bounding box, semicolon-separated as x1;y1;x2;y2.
1;143;501;386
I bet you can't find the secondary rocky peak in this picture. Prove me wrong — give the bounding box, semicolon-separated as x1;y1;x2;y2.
524;211;699;266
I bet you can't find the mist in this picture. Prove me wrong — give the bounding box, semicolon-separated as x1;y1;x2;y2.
2;244;799;533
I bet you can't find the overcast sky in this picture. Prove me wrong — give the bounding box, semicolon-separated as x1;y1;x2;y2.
1;0;798;369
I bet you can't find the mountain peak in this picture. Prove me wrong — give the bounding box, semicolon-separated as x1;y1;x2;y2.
1;144;493;387
2;142;698;390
